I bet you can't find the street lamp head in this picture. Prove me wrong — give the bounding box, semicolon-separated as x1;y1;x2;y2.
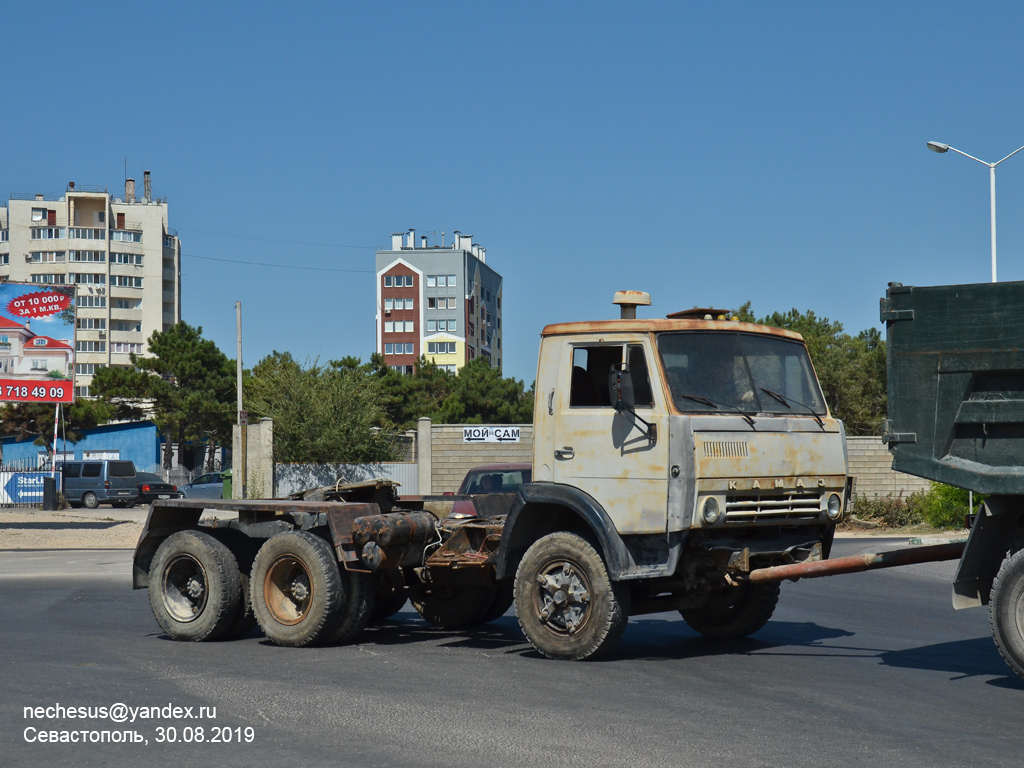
927;141;950;153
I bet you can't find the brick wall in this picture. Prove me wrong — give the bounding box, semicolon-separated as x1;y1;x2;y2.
846;435;931;500
420;419;533;494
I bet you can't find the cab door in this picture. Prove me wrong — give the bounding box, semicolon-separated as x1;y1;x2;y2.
551;340;670;534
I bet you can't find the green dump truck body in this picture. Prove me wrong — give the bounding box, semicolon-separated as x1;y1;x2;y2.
882;280;1024;495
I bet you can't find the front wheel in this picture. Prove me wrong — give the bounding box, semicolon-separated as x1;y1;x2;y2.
514;532;629;660
990;548;1024;680
83;492;99;510
148;529;243;641
681;582;780;639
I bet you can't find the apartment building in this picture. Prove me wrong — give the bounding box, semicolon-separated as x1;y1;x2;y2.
375;230;503;374
0;173;182;396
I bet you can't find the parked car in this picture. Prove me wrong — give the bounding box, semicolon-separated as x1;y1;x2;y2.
133;472;183;506
181;472;225;500
450;463;532;518
457;463;532;495
59;460;139;509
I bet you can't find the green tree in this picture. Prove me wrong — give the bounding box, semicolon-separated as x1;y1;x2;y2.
244;352;399;463
91;322;235;469
436;358;534;424
0;398;110;452
734;302;886;435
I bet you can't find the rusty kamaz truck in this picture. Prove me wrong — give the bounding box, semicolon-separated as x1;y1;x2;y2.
134;291;850;660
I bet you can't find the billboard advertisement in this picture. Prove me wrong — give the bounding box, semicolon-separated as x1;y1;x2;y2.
0;282;75;403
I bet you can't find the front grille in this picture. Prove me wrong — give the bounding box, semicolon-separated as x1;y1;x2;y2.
724;491;821;522
703;440;749;458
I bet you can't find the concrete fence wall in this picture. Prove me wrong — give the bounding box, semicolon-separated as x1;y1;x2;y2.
275;462;419;497
846;435;932;499
418;418;534;495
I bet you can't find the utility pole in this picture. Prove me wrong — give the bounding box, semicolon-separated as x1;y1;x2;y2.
236;301;246;500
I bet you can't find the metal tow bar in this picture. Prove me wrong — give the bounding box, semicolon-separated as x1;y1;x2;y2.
747;542;966;584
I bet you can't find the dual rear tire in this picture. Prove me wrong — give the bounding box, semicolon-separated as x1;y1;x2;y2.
148;529;374;647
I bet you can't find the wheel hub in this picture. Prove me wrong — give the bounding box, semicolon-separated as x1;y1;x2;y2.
536;561;591;635
264;555;314;626
161;554;209;623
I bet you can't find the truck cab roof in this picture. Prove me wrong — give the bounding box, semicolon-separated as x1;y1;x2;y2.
540;317;804;342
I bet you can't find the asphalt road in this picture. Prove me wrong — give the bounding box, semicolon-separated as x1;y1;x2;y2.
2;539;1022;768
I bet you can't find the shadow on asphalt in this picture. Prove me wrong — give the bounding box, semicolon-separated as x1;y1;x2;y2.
879;636;1024;686
1;521;127;530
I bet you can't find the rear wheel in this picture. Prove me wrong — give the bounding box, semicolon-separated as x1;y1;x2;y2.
327;569;375;644
681;582;780;638
514;532;630;660
148;530;242;641
990;548;1024;680
251;531;344;647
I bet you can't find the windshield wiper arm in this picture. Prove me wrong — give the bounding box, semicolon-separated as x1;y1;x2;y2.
758;388;824;427
679;394;718;408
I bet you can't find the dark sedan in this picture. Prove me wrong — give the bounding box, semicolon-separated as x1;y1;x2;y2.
134;472;183;506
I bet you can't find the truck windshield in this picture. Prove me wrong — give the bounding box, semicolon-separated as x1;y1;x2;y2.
657;331;826;416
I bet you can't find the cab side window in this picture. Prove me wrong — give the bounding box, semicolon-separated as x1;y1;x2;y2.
569;346;623;407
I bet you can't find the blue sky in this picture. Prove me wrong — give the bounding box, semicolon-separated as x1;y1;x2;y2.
5;2;1024;383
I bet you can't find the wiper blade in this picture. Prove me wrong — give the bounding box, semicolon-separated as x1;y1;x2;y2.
678;393;755;427
679;394;718;408
758;388;824;427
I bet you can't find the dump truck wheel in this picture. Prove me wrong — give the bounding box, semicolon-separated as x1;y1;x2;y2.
327;569;375;645
990;548;1024;679
251;531;344;647
681;582;780;639
412;585;496;629
148;530;242;642
514;532;630;660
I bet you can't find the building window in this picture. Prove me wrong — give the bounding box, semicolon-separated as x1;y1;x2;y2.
385;343;394;355
426;320;435;332
70;273;106;285
0;230;8;242
427;342;457;354
404;343;414;354
163;235;175;248
384;299;393;311
69;227;106;240
497;297;501;309
443;320;457;332
75;363;104;375
29;251;65;263
69;250;105;262
31;227;66;240
114;299;140;309
0;254;8;265
110;252;143;265
31;274;66;284
76;341;106;352
79;296;107;308
111;321;142;333
384;275;393;288
110;275;143;288
31;208;47;222
384;321;394;333
110;230;142;243
30;359;49;371
77;318;106;330
97;212;106;225
74;386;90;397
111;343;143;354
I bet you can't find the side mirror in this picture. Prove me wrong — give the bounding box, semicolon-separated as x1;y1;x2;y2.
609;364;635;412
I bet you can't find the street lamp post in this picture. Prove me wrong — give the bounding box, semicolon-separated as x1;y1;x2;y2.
927;140;1024;282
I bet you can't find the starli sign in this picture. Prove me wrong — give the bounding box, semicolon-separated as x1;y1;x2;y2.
0;282;75;403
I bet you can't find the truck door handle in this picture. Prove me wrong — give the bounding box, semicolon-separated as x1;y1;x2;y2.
555;446;575;460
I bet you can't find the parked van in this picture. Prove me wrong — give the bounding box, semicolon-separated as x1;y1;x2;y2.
59;460;139;509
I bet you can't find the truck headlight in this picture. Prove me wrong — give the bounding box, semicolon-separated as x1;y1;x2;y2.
702;497;721;525
826;493;842;520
